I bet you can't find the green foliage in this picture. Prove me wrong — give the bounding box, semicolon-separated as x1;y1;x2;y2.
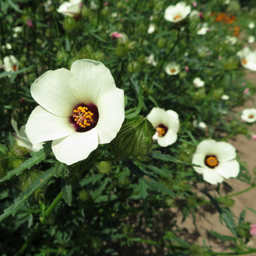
0;0;256;255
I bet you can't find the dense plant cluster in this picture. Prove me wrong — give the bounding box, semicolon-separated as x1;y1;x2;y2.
1;0;256;255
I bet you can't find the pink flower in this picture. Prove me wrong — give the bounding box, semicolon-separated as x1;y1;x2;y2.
218;56;223;60
251;135;256;141
250;224;256;235
104;2;108;5
26;19;34;28
193;1;197;7
110;32;122;39
185;66;189;72
242;83;246;86
198;12;203;18
244;88;249;94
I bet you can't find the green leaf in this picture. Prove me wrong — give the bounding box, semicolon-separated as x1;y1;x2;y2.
124;160;175;197
54;162;65;178
0;144;7;154
0;166;56;222
61;169;72;206
0;142;52;183
139;179;148;199
150;151;194;166
92;177;111;199
245;206;256;214
208;231;236;242
0;66;33;79
7;0;24;13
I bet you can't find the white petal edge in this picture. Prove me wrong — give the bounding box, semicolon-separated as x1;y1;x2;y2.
31;68;77;116
70;59;116;105
96;88;125;144
203;169;224;185
52;128;98;165
216;160;240;179
215;142;237;162
26;106;75;144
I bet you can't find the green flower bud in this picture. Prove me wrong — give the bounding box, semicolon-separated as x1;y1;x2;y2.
101;6;109;16
63;17;77;31
127;61;140;73
119;176;130;186
213;88;224;100
110;116;155;159
165;197;174;207
91;237;103;249
79;189;92;202
157;37;167;48
222;56;240;70
81;5;90;17
194;88;206;100
122;225;134;237
115;45;127;57
91;51;105;61
179;71;187;79
98;161;112;175
136;23;146;34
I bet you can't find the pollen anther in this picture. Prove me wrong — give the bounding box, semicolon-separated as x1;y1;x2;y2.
156;127;166;137
174;14;181;20
73;106;94;128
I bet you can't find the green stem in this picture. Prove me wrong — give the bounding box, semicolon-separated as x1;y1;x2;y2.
15;191;63;256
220;184;256;199
149;28;181;88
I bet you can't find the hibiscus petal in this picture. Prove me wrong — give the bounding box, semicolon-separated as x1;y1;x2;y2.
147;108;166;127
203;169;224;185
216;160;240;179
192;152;205;174
195;139;217;154
215;142;237;161
70;59;116;104
31;68;77;116
26;106;75;144
96;89;125;144
52;128;98;165
157;130;177;147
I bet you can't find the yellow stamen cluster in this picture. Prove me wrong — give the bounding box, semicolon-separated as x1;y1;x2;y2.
12;65;17;71
73;106;94;128
171;69;176;73
249;114;254;118
156;127;166;137
242;59;247;65
205;156;218;168
174;14;181;20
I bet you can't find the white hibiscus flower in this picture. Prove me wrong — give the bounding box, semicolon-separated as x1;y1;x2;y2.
241;108;256;123
164;2;191;23
193;77;205;88
192;139;239;185
57;0;82;17
26;59;125;165
165;61;180;75
11;119;43;152
147;107;179;147
237;47;256;71
3;55;19;72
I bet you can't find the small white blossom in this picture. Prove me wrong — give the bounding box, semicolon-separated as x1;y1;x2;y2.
147;24;156;34
193;77;205;88
192;139;239;185
237;47;256;71
147;108;179;147
241;108;256;123
247;35;255;44
165;62;180;75
164;2;191;23
57;0;82;17
3;55;19;72
248;22;255;29
221;94;229;100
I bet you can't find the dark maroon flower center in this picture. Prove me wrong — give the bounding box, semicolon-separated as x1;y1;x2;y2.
156;124;168;137
205;155;219;169
70;103;99;133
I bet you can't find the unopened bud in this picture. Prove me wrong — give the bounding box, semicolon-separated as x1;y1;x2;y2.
110;116;155;159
